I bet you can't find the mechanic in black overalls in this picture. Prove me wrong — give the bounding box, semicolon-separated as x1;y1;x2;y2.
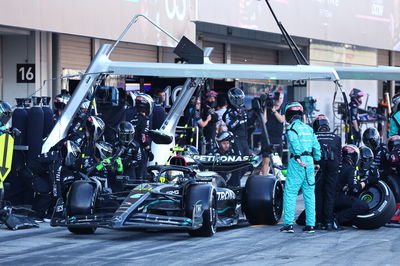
362;127;389;177
312;115;342;230
114;121;142;181
335;145;376;226
202;90;219;153
151;88;167;130
347;88;366;146
130;93;153;179
223;87;249;156
358;146;379;183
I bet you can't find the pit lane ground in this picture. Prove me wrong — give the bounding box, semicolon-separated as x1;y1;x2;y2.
0;201;399;266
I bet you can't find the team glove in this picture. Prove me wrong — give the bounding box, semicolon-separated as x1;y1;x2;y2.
116;157;123;173
96;157;112;171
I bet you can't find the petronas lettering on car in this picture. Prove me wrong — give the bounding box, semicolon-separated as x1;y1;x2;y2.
192;155;252;162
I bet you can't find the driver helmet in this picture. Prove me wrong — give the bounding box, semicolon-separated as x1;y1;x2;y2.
342;144;360;166
227;87;245;108
359;146;374;172
362;127;380;151
312;114;330;132
135;93;154;116
284;102;303;123
60;140;81;167
118;121;135;145
86;116;105;141
0;101;12;126
349;88;366;106
94;141;113;161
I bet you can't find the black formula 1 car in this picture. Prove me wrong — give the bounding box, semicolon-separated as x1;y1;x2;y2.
51;154;283;237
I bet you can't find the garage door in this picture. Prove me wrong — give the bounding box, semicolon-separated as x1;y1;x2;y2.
231;44;278;65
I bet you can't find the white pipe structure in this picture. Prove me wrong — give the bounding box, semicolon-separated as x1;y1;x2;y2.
42;14;400;166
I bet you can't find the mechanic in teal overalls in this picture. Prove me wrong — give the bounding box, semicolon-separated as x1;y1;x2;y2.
280;102;321;233
389;94;400;137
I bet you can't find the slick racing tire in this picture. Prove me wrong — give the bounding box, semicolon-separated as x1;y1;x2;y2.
243;175;283;225
67;181;97;234
352;180;396;229
186;184;217;237
381;175;400;203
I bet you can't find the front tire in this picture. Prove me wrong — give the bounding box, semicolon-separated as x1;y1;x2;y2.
188;194;217;237
66;181;98;234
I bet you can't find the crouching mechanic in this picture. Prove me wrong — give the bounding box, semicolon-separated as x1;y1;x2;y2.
335;145;376;226
114;121;142;181
281;102;321;233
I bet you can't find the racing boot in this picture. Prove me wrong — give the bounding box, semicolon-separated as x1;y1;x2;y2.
280;224;294;233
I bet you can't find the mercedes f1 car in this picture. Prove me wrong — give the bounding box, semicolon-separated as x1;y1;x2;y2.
51;153;283;237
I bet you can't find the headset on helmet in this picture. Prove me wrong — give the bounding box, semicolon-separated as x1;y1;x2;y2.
86;116;105;141
0;101;12;126
118;121;135;145
135;93;154;115
54;93;71;111
342;144;360;166
388;135;400;152
362;127;380;151
284;102;303;123
312;114;330;132
94;141;113;161
227;87;245;108
60;140;81;167
359;146;374;172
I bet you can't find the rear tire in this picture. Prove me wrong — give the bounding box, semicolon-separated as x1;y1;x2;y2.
66;181;98;234
243;175;283;225
352;180;396;229
188;193;217;237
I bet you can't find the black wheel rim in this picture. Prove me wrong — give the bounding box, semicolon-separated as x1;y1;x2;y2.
273;181;284;219
359;186;383;210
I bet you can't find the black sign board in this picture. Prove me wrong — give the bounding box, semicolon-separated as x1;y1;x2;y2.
17;64;35;83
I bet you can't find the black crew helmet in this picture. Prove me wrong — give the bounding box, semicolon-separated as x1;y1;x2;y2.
312;114;330;132
216;131;234;143
60;140;81;167
388;135;400;152
284;102;303;123
362;127;380;151
86;116;105;141
118;121;135;145
53;93;71;111
0;101;12;126
135;93;154;115
94;141;113;161
227;87;245;108
359;146;374;171
342;144;360;166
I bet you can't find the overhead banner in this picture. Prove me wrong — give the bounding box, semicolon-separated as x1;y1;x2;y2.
196;0;400;51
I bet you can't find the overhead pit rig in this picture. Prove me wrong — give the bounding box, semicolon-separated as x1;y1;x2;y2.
42;14;400;165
